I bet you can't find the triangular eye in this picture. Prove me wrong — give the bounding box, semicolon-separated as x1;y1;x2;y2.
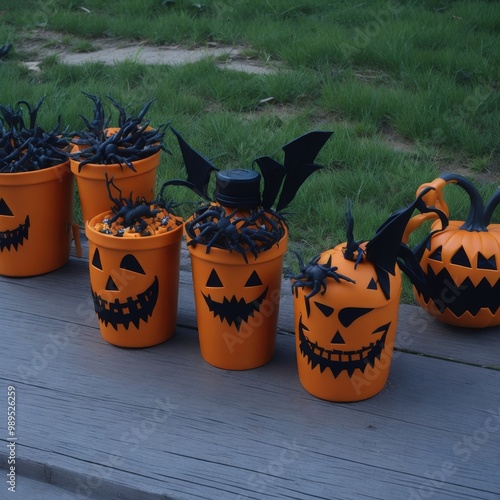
367;277;378;290
331;331;345;344
0;198;13;216
105;276;119;291
477;253;496;270
428;246;442;262
120;254;145;274
451;247;471;267
206;269;223;287
92;248;103;270
245;270;263;287
339;307;374;328
314;302;334;317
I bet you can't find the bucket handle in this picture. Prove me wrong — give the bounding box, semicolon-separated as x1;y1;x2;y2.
403;176;451;244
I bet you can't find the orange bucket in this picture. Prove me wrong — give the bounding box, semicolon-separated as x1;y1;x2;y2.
291;245;401;402
85;211;184;348
0;162;74;277
187;229;288;370
70;150;159;223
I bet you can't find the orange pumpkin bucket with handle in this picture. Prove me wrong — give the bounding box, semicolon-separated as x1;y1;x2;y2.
85;176;184;348
174;128;332;369
0;162;74;277
402;173;500;328
287;190;446;402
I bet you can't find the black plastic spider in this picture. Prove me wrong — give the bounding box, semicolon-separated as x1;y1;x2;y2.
185;204;283;262
71;94;168;172
286;251;355;315
103;174;161;235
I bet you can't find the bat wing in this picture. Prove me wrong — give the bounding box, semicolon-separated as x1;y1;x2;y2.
171;128;218;200
365;186;448;299
276;130;333;211
253;156;286;209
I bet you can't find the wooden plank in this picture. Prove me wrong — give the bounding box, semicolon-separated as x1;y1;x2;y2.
1;231;499;499
1;320;499;499
3;232;498;367
2;474;81;500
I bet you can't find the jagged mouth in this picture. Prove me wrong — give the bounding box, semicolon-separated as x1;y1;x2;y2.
202;287;268;331
92;276;159;330
298;316;389;378
0;215;30;252
416;266;500;317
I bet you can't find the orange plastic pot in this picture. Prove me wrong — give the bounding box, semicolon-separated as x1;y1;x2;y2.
0;162;74;277
291;244;401;402
70;129;160;222
85;211;184;348
186;227;288;370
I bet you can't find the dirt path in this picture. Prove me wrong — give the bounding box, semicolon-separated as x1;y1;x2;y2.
17;30;276;74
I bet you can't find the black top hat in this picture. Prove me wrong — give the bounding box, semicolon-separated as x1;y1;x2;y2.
215;169;262;209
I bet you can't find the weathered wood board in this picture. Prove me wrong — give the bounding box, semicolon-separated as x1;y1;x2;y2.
1;235;499;499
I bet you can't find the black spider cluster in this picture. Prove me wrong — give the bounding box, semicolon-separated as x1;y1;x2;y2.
71;93;169;172
98;174;182;237
174;128;333;261
0;97;71;173
185;204;286;261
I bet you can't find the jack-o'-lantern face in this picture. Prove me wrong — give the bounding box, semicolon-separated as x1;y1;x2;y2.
294;246;400;379
0;197;30;251
90;248;159;330
415;220;500;324
202;267;268;331
404;174;500;328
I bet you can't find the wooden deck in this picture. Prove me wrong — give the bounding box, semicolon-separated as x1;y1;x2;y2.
1;233;500;500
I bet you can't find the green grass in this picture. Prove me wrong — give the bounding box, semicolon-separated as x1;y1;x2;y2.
0;0;499;303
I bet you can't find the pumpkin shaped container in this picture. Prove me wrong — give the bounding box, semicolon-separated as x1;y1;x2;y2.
174;129;332;369
85;175;185;348
0;98;75;277
403;173;500;328
70;94;167;222
288;190;445;401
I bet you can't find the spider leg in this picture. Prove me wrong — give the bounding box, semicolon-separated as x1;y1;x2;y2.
326;269;356;284
205;228;225;253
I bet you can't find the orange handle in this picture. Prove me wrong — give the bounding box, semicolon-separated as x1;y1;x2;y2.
403;178;449;244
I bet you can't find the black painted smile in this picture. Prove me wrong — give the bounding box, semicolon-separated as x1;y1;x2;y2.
203;287;268;331
0;215;30;252
92;276;159;330
298;316;389;378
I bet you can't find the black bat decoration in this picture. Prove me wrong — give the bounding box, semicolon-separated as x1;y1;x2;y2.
254;130;333;211
170;127;219;200
364;186;448;300
172;128;333;211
